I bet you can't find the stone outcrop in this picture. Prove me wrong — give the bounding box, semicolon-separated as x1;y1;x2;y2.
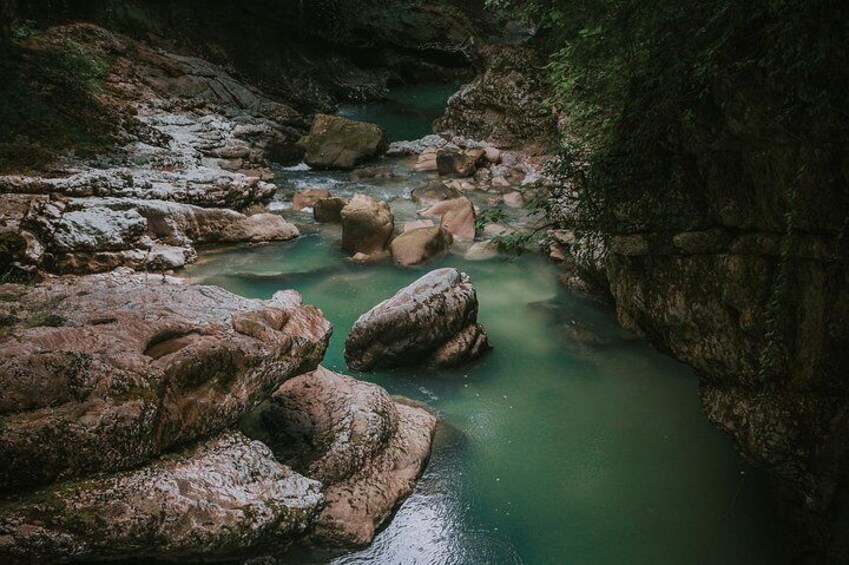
0;432;323;563
566;92;849;559
390;226;454;266
253;367;437;547
300;114;387;170
341;194;395;256
345;268;490;370
0;269;331;490
18;196;298;274
434;44;557;149
0;24;307;275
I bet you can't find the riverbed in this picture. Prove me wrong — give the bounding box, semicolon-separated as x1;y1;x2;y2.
182;85;791;565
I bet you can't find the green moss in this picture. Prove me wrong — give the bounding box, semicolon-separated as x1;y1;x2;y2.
0;33;117;173
26;312;67;328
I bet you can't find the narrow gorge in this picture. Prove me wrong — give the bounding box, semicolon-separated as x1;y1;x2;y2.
1;1;847;564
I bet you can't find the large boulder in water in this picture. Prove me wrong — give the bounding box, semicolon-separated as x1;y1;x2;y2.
345;268;490;370
390;226;453;266
300;114;387;170
0;432;323;563
0;269;332;490
254;367;437;547
341;194;395;256
420;196;476;240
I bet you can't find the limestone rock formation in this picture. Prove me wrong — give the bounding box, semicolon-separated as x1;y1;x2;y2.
390;226;454;266
341;194;395;256
255;367;437;547
345;268;490;370
0;432;323;563
300;114;387;169
0;269;331;490
15;196;298;274
434;44;557;148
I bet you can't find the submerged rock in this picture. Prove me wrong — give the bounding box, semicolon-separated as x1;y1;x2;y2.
256;367;437;547
0;270;331;490
390;226;454;267
465;240;500;261
345;268;490;370
300;114;387;170
0;432;323;563
341;194;395;257
410;180;462;205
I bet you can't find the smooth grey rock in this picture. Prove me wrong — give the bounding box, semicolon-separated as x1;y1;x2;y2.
345;268;490;370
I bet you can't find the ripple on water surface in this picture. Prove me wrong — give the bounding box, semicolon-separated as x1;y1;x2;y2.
184;234;791;565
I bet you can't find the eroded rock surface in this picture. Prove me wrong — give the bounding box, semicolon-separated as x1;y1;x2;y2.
255;367;437;547
434;44;557;149
0;432;323;563
345;268;490;370
0;269;331;490
21;196;298;274
0;24;306;275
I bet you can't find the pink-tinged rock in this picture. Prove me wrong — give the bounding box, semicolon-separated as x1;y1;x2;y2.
420;197;476;240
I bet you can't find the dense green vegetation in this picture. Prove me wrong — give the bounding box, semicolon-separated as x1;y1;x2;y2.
489;0;849;235
0;22;115;172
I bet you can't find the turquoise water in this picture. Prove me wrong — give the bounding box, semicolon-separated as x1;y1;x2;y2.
184;236;790;565
337;83;459;142
181;85;791;564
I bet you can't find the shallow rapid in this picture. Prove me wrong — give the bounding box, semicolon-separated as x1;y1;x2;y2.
182;86;791;565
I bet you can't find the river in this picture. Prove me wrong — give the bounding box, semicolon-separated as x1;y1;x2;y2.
182;84;791;565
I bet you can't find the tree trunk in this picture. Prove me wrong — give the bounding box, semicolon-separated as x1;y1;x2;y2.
0;0;15;46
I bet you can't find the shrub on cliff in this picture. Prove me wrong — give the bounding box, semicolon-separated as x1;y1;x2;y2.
0;22;116;172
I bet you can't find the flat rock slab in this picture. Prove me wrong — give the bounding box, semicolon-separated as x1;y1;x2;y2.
256;367;437;547
0;432;323;563
344;268;490;370
0;269;331;490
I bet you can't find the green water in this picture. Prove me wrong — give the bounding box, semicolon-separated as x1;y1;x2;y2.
182;85;791;564
337;83;459;142
184;236;790;565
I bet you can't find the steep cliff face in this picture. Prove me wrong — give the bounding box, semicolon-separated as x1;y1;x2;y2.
442;14;849;560
602;97;849;560
15;0;483;111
